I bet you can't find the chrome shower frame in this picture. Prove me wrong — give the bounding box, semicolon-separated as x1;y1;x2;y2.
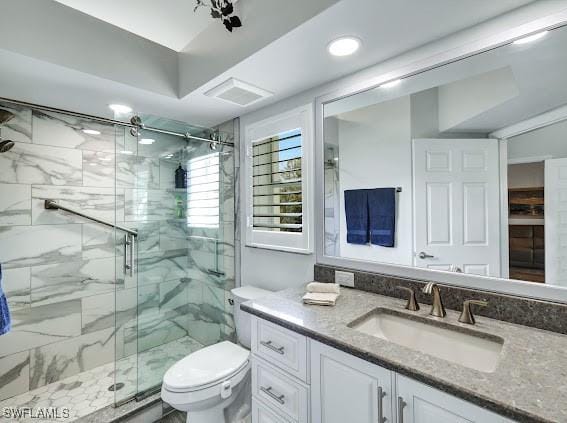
0;97;235;149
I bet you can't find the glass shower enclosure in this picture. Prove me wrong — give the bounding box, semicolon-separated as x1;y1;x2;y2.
113;114;236;404
0;98;235;419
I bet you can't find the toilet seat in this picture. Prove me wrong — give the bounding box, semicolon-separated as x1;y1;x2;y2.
163;341;250;393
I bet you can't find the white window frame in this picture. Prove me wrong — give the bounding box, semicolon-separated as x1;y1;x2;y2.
244;104;314;254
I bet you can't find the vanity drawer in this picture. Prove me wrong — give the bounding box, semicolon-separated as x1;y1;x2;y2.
252;397;292;423
252;356;309;423
252;317;308;381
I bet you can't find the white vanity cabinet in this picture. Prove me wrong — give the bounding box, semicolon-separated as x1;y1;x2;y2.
251;317;310;423
396;375;513;423
310;340;513;423
250;316;516;423
310;340;393;423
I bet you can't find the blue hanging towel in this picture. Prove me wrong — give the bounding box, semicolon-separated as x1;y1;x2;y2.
368;188;396;247
344;189;369;245
0;264;11;336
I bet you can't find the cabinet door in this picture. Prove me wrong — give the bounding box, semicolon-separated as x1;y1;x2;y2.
311;340;393;423
252;397;292;423
396;375;514;423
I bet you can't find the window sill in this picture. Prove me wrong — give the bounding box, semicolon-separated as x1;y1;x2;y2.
244;242;313;255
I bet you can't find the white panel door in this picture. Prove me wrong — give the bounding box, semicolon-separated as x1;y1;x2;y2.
413;139;500;277
396;375;513;423
545;158;567;286
311;340;393;423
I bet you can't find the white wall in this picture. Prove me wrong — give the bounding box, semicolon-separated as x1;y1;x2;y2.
438;66;519;132
0;0;178;97
337;97;413;265
508;162;545;188
508;119;567;161
239;99;317;291
238;2;567;291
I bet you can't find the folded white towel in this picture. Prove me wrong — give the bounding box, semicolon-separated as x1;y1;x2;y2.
306;282;341;295
302;292;339;306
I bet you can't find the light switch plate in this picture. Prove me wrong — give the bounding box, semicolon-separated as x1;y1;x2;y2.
335;270;355;287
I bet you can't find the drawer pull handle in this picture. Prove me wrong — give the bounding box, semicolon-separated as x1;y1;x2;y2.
398;396;406;423
260;386;285;405
260;340;285;355
378;386;386;422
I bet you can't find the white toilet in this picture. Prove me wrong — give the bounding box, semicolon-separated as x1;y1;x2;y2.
161;286;271;423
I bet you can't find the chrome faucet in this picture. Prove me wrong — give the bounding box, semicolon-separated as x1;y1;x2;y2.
422;282;446;317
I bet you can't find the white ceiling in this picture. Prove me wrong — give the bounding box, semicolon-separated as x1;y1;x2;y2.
53;0;214;51
0;0;540;127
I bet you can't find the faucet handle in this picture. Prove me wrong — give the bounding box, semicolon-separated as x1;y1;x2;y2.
458;299;488;325
397;286;420;311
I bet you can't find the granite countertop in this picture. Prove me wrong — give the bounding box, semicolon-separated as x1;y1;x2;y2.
241;286;567;423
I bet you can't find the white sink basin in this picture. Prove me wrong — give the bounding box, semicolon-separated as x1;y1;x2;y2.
349;309;503;373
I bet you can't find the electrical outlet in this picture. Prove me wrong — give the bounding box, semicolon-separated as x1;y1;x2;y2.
335;270;355;287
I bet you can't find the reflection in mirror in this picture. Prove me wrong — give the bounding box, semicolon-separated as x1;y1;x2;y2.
323;26;567;288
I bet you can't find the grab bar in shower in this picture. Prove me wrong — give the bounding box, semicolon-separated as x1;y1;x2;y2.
187;235;226;277
44;199;138;237
45;199;137;276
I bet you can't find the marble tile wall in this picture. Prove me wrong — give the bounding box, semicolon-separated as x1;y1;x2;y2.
0;103;128;402
0;103;237;402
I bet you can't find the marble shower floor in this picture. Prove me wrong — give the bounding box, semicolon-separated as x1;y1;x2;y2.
0;336;203;422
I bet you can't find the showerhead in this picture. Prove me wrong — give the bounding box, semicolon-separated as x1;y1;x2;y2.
0;140;15;153
0;109;15;125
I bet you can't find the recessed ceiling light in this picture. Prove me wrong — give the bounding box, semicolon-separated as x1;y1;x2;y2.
379;79;402;88
513;31;548;45
109;104;133;114
120;150;134;155
328;36;361;57
82;129;101;135
139;138;155;145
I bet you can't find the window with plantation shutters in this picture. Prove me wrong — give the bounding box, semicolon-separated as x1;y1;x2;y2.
245;105;313;253
252;129;303;232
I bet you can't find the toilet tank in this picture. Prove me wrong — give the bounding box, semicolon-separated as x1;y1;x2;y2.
231;286;272;349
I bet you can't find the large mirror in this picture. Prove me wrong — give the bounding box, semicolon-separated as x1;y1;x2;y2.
322;24;567;291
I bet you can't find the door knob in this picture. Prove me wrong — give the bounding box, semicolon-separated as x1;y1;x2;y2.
418;251;434;259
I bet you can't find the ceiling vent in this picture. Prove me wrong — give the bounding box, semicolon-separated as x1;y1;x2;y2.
205;78;273;107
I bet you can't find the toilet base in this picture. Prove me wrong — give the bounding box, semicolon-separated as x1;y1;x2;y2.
184;409;252;423
184;406;225;423
164;369;251;423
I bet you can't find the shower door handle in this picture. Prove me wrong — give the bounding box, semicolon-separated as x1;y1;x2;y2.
123;234;134;277
123;235;128;276
128;234;134;277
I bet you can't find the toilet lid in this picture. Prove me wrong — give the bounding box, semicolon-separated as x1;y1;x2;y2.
163;341;249;392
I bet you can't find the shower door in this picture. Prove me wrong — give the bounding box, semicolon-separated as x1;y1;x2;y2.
113;115;236;401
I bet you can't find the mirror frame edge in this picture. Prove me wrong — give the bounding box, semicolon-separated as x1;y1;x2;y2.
314;11;567;304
